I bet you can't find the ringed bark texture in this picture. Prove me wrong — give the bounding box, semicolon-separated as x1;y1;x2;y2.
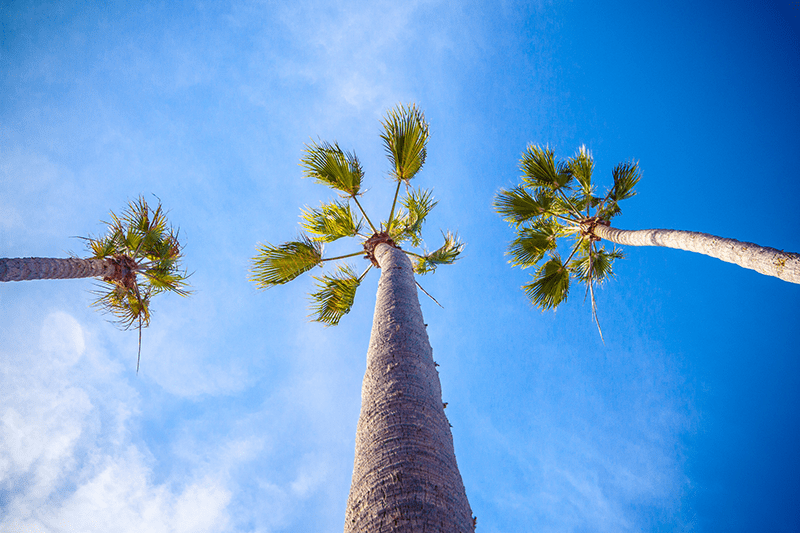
345;243;474;533
0;257;116;282
593;225;800;284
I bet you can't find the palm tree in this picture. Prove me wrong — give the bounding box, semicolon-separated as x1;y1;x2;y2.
250;104;475;532
0;196;190;370
494;145;800;333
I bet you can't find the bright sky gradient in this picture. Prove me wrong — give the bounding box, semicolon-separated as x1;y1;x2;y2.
2;1;799;532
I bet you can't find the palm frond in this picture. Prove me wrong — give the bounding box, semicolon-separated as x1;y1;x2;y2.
309;264;361;326
92;281;152;330
300;200;362;242
250;236;323;288
571;244;623;284
610;161;640;202
391;187;437;246
380;103;429;182
523;255;570;310
494;185;555;225
568;145;594;194
414;231;464;275
520;145;571;190
301;140;363;196
508;222;562;268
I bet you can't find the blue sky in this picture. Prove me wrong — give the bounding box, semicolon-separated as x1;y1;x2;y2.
1;1;799;531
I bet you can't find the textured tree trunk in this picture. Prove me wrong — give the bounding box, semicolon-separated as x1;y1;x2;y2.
344;243;474;532
0;257;116;282
592;224;800;284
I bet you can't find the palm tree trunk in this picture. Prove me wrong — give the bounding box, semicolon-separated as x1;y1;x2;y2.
592;225;800;284
0;257;116;282
344;243;474;532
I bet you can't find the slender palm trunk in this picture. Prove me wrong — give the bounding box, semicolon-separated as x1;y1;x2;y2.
345;243;474;532
592;224;800;284
0;257;116;282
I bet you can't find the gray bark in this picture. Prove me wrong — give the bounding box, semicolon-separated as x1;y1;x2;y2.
0;257;116;282
345;243;474;532
592;225;800;284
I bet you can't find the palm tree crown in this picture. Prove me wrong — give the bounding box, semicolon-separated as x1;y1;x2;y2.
494;145;638;334
250;104;464;325
495;144;800;336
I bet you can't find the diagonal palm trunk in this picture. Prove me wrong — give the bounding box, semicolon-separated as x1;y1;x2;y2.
591;224;800;284
0;257;116;282
345;243;474;532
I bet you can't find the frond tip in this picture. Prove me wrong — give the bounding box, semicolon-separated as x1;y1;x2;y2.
250;236;323;288
309;265;361;326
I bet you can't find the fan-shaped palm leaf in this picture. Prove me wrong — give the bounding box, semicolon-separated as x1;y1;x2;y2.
301;200;362;242
251;236;323;288
301;141;364;196
414;231;464;275
521;145;571;190
609;161;640;202
494;185;555;225
523;255;570;310
380;103;429;183
568;145;594;194
391;188;437;246
508;222;562;267
309;264;361;326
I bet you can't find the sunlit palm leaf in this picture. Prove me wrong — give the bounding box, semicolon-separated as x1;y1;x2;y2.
300;200;362;242
251;236;323;288
414;231;464;275
610;161;640;202
381;103;429;182
301;141;363;196
523;255;570;310
494;185;556;225
392;188;437;246
309;265;361;326
568;145;594;194
572;245;623;284
520;145;571;190
508;222;561;267
92;282;152;330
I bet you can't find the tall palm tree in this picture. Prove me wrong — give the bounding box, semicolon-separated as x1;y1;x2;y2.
494;145;800;333
250;104;475;532
0;196;190;370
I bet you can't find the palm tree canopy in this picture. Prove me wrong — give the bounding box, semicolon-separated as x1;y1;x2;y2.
88;196;190;331
251;104;463;325
495;145;635;335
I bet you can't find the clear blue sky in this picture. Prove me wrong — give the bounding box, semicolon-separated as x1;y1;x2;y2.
2;1;799;531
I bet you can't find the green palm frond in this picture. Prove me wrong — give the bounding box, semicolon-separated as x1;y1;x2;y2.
520;145;571;191
301;140;364;196
309;265;361;326
380;103;429;182
251;236;323;288
508;222;562;268
300;200;362;242
609;161;640;202
572;244;624;284
92;281;152;330
391;188;437;246
568;145;594;194
494;185;555;225
523;255;570;310
414;231;464;275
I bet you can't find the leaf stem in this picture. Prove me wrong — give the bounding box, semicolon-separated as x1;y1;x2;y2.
352;196;378;234
321;251;365;262
385;180;403;234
